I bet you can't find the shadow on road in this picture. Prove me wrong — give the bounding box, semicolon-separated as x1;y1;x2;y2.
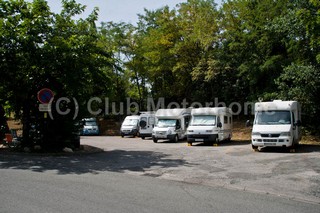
258;144;320;153
0;149;194;175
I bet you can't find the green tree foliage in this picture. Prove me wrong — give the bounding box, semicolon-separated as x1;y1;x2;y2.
126;0;319;130
0;0;113;150
275;64;320;131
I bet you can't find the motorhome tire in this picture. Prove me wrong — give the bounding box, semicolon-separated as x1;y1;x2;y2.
153;138;158;143
288;141;296;153
252;145;259;151
173;135;179;143
141;136;145;140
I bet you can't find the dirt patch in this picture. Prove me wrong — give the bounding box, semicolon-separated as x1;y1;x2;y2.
232;119;251;141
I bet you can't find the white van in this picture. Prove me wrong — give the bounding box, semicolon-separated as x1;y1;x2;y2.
120;115;140;137
187;107;233;146
251;100;301;151
152;108;191;143
139;111;156;139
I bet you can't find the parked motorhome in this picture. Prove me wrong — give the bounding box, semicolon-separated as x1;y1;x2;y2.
120;115;140;137
187;107;233;146
152;108;191;143
251;100;301;151
139;112;156;139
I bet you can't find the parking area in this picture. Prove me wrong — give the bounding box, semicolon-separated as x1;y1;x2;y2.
81;136;320;204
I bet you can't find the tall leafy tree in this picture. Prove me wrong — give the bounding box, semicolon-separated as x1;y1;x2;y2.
0;0;113;150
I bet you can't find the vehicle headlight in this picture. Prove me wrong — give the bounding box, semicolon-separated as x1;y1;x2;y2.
252;132;260;136
280;132;291;137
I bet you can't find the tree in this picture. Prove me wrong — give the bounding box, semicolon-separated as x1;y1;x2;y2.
275;64;320;132
0;0;113;150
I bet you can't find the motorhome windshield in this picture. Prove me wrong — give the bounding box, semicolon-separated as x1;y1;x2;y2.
191;115;216;126
123;119;138;126
157;119;176;127
255;111;291;125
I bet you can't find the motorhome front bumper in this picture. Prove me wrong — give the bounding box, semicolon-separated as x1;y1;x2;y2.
121;129;138;136
187;134;218;143
153;133;175;140
140;133;152;137
252;137;292;147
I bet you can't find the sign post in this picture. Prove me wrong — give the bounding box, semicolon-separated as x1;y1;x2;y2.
38;88;54;115
37;88;54;104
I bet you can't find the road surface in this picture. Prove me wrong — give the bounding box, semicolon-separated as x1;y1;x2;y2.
1;136;319;212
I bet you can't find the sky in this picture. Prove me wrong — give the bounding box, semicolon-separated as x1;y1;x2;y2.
44;0;222;25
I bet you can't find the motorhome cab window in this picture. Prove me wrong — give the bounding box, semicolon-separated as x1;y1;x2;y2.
190;115;216;126
255;111;291;125
157;119;176;127
123;119;139;126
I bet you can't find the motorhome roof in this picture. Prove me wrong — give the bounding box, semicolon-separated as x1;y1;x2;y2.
125;115;140;119
139;111;155;115
255;100;298;111
191;107;231;115
155;108;191;118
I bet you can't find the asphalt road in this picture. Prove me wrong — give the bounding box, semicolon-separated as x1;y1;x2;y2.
80;136;320;204
0;136;319;212
0;168;318;213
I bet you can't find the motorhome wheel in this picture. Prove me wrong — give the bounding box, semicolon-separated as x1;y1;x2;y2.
252;145;258;152
173;135;179;143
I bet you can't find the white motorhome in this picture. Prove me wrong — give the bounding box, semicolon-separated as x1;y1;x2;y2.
152;108;191;143
120;115;140;137
139;111;156;139
251;100;301;151
187;107;233;146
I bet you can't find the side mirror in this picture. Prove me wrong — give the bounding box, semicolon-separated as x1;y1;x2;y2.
176;125;181;130
217;122;222;128
245;120;251;127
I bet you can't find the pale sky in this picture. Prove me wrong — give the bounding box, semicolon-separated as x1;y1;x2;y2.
43;0;222;25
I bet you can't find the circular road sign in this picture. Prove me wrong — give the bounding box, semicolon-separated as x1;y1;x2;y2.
37;88;54;104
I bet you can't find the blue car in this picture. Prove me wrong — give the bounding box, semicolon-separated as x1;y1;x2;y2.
81;118;100;136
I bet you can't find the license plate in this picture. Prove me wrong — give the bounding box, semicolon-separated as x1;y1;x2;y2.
157;135;166;139
195;139;204;142
264;143;276;146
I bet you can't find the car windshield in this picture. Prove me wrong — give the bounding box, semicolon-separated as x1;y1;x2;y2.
254;111;291;125
85;121;97;126
190;115;216;126
123;119;138;126
156;119;176;127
